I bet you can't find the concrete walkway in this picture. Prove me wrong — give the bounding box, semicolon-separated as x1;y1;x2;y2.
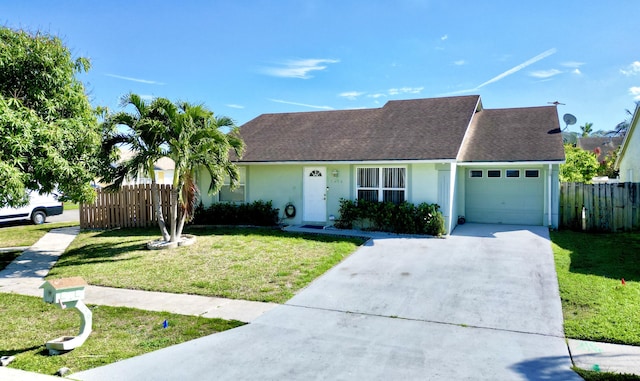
0;227;277;323
0;224;639;379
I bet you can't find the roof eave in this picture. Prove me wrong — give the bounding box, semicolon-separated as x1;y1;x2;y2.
235;159;458;165
457;160;565;166
615;103;640;169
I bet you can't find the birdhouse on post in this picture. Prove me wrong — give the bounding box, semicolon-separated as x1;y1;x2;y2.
39;277;92;355
40;277;87;307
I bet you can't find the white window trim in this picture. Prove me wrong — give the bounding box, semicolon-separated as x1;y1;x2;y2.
469;169;483;178
218;167;246;203
487;169;502;178
525;169;540;178
505;169;521;178
355;166;407;203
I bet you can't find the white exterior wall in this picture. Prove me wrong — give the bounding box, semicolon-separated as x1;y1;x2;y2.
619;128;640;182
409;163;439;203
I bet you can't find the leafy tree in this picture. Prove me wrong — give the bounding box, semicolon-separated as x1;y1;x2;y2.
596;147;620;179
0;27;100;207
560;144;599;183
562;131;578;145
579;122;593;137
163;101;245;242
100;95;245;245
100;94;171;241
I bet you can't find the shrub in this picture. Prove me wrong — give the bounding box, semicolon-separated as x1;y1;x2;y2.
335;199;446;236
193;200;279;226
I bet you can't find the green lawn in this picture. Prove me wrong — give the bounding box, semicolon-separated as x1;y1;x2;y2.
64;202;79;211
0;293;244;376
47;227;365;303
551;230;640;346
0;221;78;247
0;250;22;270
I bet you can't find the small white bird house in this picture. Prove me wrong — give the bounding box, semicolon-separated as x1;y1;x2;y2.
40;277;87;305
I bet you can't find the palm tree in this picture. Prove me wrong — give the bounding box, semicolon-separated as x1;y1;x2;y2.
161;101;245;242
580;122;593;137
100;93;171;241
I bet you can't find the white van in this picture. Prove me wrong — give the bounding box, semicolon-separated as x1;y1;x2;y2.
0;193;63;225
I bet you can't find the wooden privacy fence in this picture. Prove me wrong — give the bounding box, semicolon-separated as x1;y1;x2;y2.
80;184;172;229
560;182;640;232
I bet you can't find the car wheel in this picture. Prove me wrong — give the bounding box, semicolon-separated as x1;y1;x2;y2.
31;210;46;225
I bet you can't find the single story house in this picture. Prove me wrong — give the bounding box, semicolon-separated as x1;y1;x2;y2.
615;103;640;182
197;95;565;234
577;136;624;163
119;149;175;186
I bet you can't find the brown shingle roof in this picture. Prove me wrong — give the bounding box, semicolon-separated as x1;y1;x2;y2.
577;136;623;162
237;95;481;162
236;96;565;163
458;106;565;162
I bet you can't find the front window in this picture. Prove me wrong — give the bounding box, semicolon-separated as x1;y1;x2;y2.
357;167;406;204
219;167;246;202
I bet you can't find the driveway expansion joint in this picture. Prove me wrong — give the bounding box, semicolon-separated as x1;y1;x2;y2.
284;303;567;340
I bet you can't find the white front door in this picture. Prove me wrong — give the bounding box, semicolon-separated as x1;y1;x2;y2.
303;167;327;222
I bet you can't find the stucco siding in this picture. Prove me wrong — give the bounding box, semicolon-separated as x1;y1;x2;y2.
619;129;640;182
325;165;351;222
246;165;304;223
409;163;439;204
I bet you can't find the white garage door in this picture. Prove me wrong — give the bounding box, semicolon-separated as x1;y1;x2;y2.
465;168;544;225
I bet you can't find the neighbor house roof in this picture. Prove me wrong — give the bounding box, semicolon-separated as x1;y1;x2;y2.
577;136;623;162
119;148;175;170
458;106;565;162
237;96;564;163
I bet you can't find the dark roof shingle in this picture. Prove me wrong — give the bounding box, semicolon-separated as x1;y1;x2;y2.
236;96;564;163
577;136;623;162
458;106;565;162
237;95;480;162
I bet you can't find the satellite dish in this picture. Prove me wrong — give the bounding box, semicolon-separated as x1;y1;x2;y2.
563;113;577;126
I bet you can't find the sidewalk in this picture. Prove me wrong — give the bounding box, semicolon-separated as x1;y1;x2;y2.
1;225;639;379
0;227;277;379
0;227;277;322
568;339;640;376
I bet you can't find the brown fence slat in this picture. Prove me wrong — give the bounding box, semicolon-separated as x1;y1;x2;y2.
560;182;640;232
80;185;173;229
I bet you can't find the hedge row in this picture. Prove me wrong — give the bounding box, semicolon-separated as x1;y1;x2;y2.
192;200;279;226
335;199;446;236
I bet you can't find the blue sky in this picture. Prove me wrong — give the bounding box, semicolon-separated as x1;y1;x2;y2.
3;1;639;134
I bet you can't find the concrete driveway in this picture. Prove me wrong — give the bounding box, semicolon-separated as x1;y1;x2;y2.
74;223;580;380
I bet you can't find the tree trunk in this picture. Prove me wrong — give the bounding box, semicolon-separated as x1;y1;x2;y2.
169;188;179;242
176;207;187;241
151;181;170;241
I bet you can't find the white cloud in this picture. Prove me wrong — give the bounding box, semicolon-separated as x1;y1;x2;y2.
476;48;557;89
630;86;640;100
367;93;387;99
441;34;448;41
454;60;466;66
105;73;165;85
529;69;563;78
572;69;582;75
439;48;558;96
268;98;334;110
561;61;585;68
226;104;245;109
263;58;340;79
388;87;424;96
339;91;365;100
139;94;155;101
621;61;640;76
